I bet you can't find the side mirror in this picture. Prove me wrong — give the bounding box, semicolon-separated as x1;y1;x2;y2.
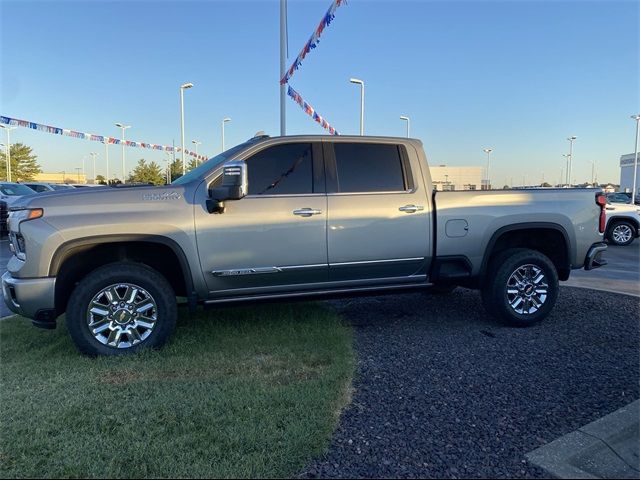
207;161;248;213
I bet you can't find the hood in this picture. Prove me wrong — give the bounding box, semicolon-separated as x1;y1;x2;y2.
11;183;192;211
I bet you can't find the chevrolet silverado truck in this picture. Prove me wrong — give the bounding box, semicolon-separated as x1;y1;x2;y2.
2;134;608;356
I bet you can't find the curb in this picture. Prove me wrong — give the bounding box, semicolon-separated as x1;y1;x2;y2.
561;284;640;299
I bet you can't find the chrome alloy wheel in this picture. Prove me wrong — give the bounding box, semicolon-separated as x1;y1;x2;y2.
506;264;548;315
86;283;158;349
612;224;633;244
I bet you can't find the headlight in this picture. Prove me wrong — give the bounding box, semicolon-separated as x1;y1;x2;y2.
8;208;43;261
8;208;43;230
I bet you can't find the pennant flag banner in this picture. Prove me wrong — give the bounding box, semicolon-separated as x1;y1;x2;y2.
0;115;208;162
287;86;339;135
280;0;345;85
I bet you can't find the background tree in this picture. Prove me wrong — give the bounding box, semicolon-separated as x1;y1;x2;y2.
186;157;199;173
95;174;107;185
127;159;165;185
0;143;42;181
541;182;552;188
169;158;184;182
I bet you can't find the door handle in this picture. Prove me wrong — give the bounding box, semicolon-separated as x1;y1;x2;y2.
399;204;424;213
293;208;322;217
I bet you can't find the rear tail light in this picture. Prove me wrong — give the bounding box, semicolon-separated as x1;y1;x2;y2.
596;193;607;233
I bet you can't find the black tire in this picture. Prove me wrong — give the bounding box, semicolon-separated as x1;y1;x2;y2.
66;262;177;356
607;220;636;246
481;248;559;327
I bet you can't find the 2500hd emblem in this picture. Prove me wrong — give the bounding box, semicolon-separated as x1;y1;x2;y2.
142;191;182;201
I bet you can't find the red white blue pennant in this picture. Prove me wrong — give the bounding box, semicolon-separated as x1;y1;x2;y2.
0;115;208;162
287;86;339;135
280;0;345;85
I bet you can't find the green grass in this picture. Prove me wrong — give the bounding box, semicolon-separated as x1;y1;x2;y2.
0;303;354;478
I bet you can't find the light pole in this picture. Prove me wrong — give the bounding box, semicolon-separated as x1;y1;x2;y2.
89;152;98;183
483;148;493;190
562;154;570;186
115;123;131;183
191;140;202;165
221;117;231;152
165;151;172;184
180;82;194;176
350;78;365;135
0;125;17;182
400;115;410;137
567;135;577;186
280;0;287;135
0;143;5;182
59;170;66;183
103;140;110;185
631;115;640;203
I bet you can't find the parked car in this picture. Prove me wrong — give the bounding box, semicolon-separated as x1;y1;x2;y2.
22;182;77;193
2;134;607;356
605;192;633;204
0;183;37;236
0;182;37;205
604;203;640;246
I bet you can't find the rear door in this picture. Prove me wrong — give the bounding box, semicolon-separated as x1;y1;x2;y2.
325;140;431;283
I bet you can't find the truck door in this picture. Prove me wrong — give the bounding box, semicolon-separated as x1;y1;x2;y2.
194;142;328;298
324;141;431;283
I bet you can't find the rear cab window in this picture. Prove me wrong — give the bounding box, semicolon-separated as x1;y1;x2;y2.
328;142;412;193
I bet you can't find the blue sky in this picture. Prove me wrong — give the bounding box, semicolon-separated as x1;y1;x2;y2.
1;0;638;185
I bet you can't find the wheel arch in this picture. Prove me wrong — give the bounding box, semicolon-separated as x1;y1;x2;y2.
480;223;572;282
51;234;195;315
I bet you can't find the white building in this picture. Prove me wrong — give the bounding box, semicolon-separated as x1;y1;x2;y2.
429;165;485;191
620;153;639;195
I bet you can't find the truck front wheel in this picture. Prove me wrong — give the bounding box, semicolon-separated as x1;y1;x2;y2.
66;262;177;356
481;248;559;327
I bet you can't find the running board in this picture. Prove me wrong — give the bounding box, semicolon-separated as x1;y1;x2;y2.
203;282;434;306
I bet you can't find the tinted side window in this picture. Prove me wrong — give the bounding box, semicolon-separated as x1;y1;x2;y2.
334;143;406;193
246;143;313;195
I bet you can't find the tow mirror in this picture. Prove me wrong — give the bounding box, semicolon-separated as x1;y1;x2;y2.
207;161;248;213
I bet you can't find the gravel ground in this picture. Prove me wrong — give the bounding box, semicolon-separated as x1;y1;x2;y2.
301;287;639;479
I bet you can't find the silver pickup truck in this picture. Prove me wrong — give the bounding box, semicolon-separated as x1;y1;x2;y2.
2;134;607;356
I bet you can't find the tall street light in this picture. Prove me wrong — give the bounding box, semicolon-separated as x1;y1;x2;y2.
0;125;17;182
191;140;202;164
180;82;194;176
89;152;98;184
350;78;365;135
103;140;110;185
400;115;410;137
562;154;570;186
115;123;131;183
483;148;493;190
221;117;231;152
566;135;577;187
631;115;640;203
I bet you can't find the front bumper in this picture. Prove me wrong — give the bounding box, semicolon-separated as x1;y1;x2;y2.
584;242;607;270
2;272;57;327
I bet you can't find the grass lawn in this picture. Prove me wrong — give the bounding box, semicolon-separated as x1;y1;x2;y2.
0;302;354;478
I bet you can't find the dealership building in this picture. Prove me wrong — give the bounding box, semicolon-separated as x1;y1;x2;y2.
429;165;486;191
619;153;639;195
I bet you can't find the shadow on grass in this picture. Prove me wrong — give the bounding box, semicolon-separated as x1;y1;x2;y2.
0;302;354;479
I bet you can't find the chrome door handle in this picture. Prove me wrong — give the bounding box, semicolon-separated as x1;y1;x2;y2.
399;204;424;213
293;208;322;217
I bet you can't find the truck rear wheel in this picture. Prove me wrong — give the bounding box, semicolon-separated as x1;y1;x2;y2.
66;262;177;356
481;248;558;327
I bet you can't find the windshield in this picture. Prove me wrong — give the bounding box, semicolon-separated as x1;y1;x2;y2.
0;184;36;196
51;184;74;190
171;138;262;186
